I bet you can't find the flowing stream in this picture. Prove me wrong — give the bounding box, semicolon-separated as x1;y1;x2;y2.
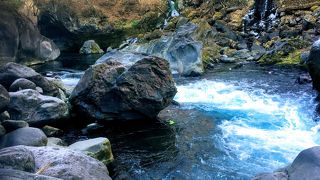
36;56;320;179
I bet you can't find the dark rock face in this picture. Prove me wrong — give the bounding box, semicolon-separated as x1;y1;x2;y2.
0;5;60;66
0;146;35;172
0;63;59;97
2;120;29;132
0;127;47;148
0;84;10;112
9;78;37;92
7;89;68;126
0;169;62;180
288;146;320;180
70;57;177;121
307;39;320;91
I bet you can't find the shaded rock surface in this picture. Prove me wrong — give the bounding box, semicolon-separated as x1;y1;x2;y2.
0;168;62;180
0;84;10;112
0;146;35;172
69;137;114;165
307;39;320;91
70;57;177;121
80;40;104;54
2;120;29;132
9;78;37;92
0;127;47;148
7;89;68;126
0;3;60;66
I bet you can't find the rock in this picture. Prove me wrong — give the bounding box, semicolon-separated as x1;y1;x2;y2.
0;169;62;180
0;4;60;66
69;137;114;165
0;63;59;97
28;146;112;180
0;125;6;136
0;127;47;148
2;120;29;132
7;89;69;126
287;146;320;180
253;172;288;180
296;74;312;84
9;78;37;92
47;137;66;147
220;55;236;63
80;40;104;54
0;146;35;172
81;123;104;135
0;84;10;112
70;57;177;121
300;51;310;64
0;111;10;121
307;39;320;91
42;126;63;137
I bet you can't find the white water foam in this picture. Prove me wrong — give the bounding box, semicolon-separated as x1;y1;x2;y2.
174;79;320;171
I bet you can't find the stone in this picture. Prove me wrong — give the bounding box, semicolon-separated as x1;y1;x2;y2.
288;146;320;180
220;55;236;63
0;111;10;121
0;169;62;180
307;39;320;91
42;126;63;137
79;40;104;54
81;123;104;135
0;63;59;97
7;89;69;126
2;120;29;132
70;57;177;121
0;84;10;112
69;137;114;165
0;146;35;172
0;127;47;148
253;172;288;180
28;146;112;180
296;74;312;84
0;125;6;136
47;137;66;147
0;4;60;66
9;78;37;92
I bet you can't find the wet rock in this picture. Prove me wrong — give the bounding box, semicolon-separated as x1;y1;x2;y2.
0;146;35;172
47;137;66;147
80;40;104;54
0;84;10;112
0;169;61;180
2;120;29;132
81;123;104;135
42;126;63;137
253;172;288;180
28;146;112;180
296;74;312;84
9;78;37;92
220;55;236;63
69;137;114;165
300;51;310;64
71;57;177;121
7;89;69;126
288;146;320;180
0;63;59;97
0;4;60;66
0;111;10;121
307;39;320;91
0;127;47;148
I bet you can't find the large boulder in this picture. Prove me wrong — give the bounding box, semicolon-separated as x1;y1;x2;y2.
80;40;104;54
0;84;10;112
69;137;114;165
9;78;37;92
2;120;29;132
0;145;111;180
0;63;59;97
70;57;177;121
0;4;60;66
0;127;47;148
7;89;69;126
307;39;320;91
287;146;320;180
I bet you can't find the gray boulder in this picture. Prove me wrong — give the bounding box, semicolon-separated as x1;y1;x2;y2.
0;146;35;172
69;137;114;165
7;89;69;126
28;146;112;180
288;146;320;180
307;39;320;91
70;57;177;121
0;63;59;97
9;78;37;92
47;137;66;147
0;169;62;180
80;40;104;54
0;127;47;148
99;23;204;76
0;84;10;112
0;4;60;66
2;120;29;132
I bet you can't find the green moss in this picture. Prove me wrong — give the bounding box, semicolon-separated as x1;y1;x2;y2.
276;50;303;66
259;50;303;66
202;44;222;68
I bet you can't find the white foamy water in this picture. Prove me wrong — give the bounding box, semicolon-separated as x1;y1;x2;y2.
174;79;320;174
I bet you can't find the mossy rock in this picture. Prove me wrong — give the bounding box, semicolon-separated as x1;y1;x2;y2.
259;49;304;66
202;44;222;67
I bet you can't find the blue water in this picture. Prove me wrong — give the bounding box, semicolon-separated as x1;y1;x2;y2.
173;79;320;179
